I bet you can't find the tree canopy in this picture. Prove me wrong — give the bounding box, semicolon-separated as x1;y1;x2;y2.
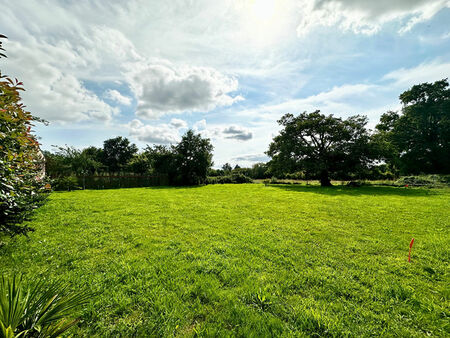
174;130;214;185
102;136;138;172
267;111;372;186
374;79;450;174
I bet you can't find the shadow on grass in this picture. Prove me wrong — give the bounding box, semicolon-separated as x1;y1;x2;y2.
267;184;437;196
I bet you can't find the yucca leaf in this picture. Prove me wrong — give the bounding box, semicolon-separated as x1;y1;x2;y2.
0;275;90;337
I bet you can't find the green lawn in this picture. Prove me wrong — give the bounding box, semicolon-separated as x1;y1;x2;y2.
1;184;449;337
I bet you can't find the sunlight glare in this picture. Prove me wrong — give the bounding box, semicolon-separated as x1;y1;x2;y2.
252;0;276;21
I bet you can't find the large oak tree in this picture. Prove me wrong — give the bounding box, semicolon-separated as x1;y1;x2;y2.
267;111;371;186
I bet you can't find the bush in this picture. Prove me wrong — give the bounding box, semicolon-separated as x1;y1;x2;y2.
51;176;80;191
285;171;305;180
0;36;47;236
395;175;450;188
206;173;253;184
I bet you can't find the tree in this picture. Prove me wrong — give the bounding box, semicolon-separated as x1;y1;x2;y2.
375;79;450;174
145;145;177;178
0;35;47;235
127;153;152;174
222;163;232;174
102;136;138;172
250;162;269;179
174;130;213;185
267;111;372;186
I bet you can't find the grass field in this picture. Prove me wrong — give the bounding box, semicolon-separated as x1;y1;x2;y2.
1;184;449;336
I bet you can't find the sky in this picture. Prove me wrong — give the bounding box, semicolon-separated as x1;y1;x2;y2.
1;0;450;168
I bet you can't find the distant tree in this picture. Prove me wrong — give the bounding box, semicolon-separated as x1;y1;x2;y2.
250;162;269;179
145;145;177;178
234;164;241;170
174;130;213;185
102;136;138;172
374;79;450;174
207;168;224;177
267;111;372;186
222;163;232;174
83;146;104;170
370;111;402;176
55;146;102;176
127;153;151;174
43;151;71;177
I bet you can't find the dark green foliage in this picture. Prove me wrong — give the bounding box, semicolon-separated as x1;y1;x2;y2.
50;176;80;191
144;145;178;181
126;152;151;174
174;130;213;185
222;163;232;175
267;111;372;186
250;162;270;179
206;173;253;184
374;79;450;175
0;35;47;236
0;275;90;337
101;136;138;172
45;131;213;187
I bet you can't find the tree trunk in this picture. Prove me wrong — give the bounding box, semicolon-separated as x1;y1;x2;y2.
320;171;332;187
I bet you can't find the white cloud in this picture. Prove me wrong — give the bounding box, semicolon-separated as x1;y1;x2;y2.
3;39;118;123
126;62;244;119
104;89;132;105
126;119;180;144
232;154;269;162
193;119;207;131
222;125;253;140
170;118;188;129
297;0;450;36
194;120;253;142
242;83;381;121
382;60;450;87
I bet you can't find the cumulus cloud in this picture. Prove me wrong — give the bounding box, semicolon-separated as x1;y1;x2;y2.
297;0;450;35
170;118;188;129
0;22;144;123
222;125;253;140
104;89;132;105
3;39;118;123
126;119;180;144
126;62;244;119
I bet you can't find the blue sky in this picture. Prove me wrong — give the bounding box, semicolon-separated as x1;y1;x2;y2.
1;0;450;167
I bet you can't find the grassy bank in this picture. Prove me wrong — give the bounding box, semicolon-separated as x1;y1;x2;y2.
1;184;448;336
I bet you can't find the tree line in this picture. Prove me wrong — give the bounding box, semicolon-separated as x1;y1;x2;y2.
267;79;450;186
45;78;450;187
45;130;214;186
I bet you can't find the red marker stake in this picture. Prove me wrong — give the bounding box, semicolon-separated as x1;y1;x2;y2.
408;238;415;262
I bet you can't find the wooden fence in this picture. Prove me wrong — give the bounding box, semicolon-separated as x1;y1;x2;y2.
76;173;169;189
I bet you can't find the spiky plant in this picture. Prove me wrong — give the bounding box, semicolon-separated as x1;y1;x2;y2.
0;275;90;338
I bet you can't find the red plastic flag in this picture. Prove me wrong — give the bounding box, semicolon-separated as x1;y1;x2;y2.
408;238;414;262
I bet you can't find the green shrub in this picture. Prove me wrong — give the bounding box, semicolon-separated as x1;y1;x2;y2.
51;176;80;191
206;173;253;184
0;36;47;236
395;175;450;187
0;275;90;338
